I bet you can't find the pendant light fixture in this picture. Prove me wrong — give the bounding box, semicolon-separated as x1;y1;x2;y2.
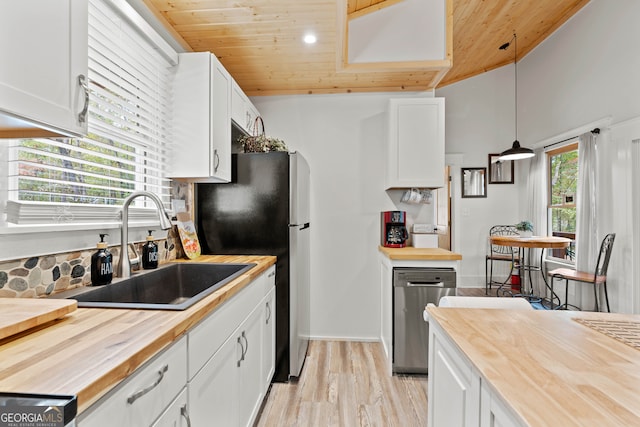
499;33;534;161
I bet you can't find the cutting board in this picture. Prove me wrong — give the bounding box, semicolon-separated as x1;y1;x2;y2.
0;298;77;340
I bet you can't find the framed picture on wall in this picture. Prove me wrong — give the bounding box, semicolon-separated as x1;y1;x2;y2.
461;167;487;198
488;154;514;184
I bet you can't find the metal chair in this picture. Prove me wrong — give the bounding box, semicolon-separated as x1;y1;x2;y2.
548;233;615;312
485;225;519;295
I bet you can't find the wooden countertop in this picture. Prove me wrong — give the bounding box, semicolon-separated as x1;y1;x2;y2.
0;255;276;414
427;308;640;426
378;246;462;260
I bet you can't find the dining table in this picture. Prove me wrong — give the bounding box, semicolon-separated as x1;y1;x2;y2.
489;235;572;307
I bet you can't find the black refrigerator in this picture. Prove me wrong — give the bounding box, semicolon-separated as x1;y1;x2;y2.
195;151;310;382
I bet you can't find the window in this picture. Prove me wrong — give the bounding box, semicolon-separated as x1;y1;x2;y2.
4;0;175;226
547;142;578;261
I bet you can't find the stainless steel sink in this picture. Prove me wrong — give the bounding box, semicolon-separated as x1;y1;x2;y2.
59;263;255;310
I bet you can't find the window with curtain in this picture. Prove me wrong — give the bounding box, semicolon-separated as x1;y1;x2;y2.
547;141;579;262
4;0;174;226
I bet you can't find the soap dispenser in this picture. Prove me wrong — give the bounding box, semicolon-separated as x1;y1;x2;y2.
142;230;159;269
91;234;113;285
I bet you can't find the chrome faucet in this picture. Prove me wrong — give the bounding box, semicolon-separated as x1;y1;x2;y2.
118;191;172;278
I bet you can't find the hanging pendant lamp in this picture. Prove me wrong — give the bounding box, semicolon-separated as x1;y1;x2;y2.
499;33;534;161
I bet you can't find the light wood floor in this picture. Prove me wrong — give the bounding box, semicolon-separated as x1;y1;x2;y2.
255;288;489;427
256;340;428;427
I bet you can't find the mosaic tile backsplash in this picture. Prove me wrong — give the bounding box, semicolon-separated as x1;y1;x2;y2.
0;226;183;298
0;182;195;298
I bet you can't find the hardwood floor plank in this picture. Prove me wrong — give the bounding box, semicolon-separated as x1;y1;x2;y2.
256;290;495;426
256;340;428;427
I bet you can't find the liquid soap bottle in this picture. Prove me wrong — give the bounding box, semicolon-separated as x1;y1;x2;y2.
91;234;113;285
142;230;159;269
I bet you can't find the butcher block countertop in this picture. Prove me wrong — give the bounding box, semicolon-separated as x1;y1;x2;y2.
378;245;462;260
427;307;640;426
0;255;276;414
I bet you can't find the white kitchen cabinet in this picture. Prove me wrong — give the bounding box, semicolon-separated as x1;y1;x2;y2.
386;98;445;189
189;328;242;426
238;302;265;427
188;266;276;427
171;52;232;182
428;314;525;427
0;0;88;138
261;285;276;391
231;79;261;135
151;388;189;427
428;321;480;427
78;336;187;427
480;382;525;427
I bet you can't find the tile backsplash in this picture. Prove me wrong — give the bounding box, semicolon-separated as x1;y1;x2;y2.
0;227;182;298
0;181;194;298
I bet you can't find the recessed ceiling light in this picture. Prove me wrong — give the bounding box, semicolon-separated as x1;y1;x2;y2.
303;34;317;44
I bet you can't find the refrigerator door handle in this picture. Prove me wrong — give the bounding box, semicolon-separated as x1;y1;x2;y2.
289;222;310;230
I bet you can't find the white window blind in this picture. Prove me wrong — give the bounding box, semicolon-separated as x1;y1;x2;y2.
5;0;174;225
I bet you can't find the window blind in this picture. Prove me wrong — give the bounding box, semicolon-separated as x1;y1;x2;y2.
6;0;174;225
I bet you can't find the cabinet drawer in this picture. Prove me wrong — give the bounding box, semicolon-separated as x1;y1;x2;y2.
263;265;276;293
79;336;187;427
188;272;268;380
151;388;188;427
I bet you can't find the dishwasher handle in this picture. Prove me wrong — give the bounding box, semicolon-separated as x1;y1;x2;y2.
407;281;445;288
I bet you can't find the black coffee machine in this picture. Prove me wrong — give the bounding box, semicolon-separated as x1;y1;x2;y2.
381;211;408;248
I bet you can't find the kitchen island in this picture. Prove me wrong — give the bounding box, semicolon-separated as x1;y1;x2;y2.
427;307;640;426
0;255;276;421
379;246;462;374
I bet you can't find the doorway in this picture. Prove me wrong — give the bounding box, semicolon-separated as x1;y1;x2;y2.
436;166;451;250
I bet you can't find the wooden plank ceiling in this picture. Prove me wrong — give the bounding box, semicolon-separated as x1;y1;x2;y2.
144;0;590;96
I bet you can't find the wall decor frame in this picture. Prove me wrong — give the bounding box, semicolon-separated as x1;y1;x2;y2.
461;167;487;198
488;153;514;184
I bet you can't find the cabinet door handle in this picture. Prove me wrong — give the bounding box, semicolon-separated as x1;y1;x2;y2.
241;330;249;360
237;335;244;367
77;74;89;124
265;301;271;324
126;364;168;404
180;404;192;427
268;271;275;278
213;149;220;172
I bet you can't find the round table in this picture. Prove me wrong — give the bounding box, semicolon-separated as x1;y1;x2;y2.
489;235;571;306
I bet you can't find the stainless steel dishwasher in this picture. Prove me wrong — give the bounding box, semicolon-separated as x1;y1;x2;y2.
393;267;456;374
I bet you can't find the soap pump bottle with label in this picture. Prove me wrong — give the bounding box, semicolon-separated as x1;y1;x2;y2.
91;234;113;285
142;230;159;270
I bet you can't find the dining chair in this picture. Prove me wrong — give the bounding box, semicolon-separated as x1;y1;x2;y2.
548;233;616;312
485;225;520;295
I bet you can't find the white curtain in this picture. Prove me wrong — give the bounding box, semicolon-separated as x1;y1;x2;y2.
526;147;547;236
526;147;546;294
575;132;599;273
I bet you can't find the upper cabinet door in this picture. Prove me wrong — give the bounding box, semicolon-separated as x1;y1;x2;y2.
171;52;232;182
386;98;445;189
0;0;88;138
231;79;260;135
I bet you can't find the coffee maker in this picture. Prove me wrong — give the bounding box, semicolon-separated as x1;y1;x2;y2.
381;211;409;248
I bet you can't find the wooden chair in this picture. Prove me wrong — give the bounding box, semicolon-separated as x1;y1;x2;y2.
485;225;519;295
548;233;615;312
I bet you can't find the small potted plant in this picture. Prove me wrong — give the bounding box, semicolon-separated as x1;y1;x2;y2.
515;220;534;237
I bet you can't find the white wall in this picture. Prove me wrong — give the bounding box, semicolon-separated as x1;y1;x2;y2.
253;92;437;340
435;66;522;287
253;0;640;339
516;0;640;313
435;0;640;312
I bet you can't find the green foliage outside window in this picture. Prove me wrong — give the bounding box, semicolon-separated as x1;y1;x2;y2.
549;147;578;261
17;136;136;205
549;149;577;232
